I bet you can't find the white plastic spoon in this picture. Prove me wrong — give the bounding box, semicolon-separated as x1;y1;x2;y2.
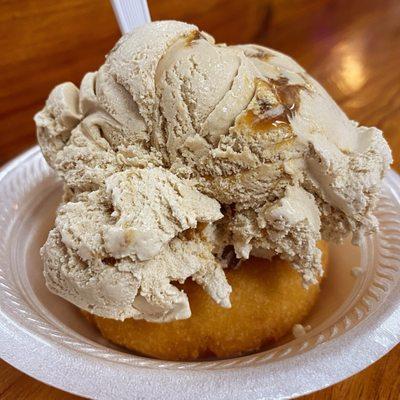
110;0;151;34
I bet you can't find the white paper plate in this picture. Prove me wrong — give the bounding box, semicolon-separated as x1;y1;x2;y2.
0;147;399;400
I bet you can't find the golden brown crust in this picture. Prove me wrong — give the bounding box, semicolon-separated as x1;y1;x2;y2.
82;242;328;361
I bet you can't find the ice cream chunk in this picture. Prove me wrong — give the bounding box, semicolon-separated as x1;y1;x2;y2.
44;172;226;322
231;186;322;285
42;229;231;322
103;167;223;260
35;83;82;167
35;20;392;322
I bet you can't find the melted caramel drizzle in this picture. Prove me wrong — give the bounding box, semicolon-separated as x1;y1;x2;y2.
272;77;304;116
239;77;305;133
185;30;201;46
240;109;280;132
252;49;273;62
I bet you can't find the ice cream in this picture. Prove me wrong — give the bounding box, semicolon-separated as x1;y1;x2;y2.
35;20;392;322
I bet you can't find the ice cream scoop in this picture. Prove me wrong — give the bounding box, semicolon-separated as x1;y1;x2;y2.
35;20;392;322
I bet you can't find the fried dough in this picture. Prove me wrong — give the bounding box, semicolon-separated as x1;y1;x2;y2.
82;242;328;361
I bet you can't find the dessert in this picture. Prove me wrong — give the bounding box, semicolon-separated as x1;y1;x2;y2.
82;241;328;360
35;20;392;360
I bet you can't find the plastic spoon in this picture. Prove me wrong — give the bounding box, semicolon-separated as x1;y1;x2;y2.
110;0;151;34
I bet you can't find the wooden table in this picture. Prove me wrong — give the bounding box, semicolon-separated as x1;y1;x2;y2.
0;0;399;398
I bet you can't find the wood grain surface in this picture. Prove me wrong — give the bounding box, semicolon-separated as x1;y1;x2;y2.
0;0;399;399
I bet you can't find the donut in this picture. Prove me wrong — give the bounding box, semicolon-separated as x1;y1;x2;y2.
82;242;328;361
